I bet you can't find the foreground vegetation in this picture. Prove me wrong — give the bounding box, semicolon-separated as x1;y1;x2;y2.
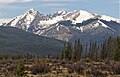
0;58;120;77
0;37;120;77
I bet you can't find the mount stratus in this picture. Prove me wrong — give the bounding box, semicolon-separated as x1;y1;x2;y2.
1;8;120;43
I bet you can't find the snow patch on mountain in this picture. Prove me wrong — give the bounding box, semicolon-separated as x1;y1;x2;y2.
39;16;63;28
57;10;67;15
98;20;108;28
0;19;10;26
100;15;119;22
72;19;117;33
72;10;94;23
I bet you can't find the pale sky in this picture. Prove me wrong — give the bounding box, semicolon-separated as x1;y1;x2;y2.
0;0;119;19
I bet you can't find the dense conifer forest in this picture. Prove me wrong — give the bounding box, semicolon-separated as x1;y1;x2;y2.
60;37;120;61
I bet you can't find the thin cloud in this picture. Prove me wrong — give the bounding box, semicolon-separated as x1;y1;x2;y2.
53;8;67;11
19;0;33;2
43;3;67;6
111;0;120;4
0;0;33;3
41;0;75;7
114;1;120;4
0;0;15;3
0;6;26;10
55;8;67;10
41;0;75;2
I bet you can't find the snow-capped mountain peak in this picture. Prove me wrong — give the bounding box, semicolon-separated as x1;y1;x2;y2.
2;8;120;42
25;8;38;15
27;8;36;12
57;10;67;15
4;8;42;30
72;10;95;23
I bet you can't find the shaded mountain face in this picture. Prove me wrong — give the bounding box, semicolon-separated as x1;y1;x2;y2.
2;8;120;43
0;26;64;55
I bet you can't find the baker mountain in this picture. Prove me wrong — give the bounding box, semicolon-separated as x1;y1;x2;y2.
1;8;119;43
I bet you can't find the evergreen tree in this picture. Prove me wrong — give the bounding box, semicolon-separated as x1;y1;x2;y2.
62;42;73;60
59;50;64;60
67;42;73;60
100;37;119;60
90;42;98;60
16;59;25;77
114;37;120;61
88;42;92;59
74;39;83;60
107;36;114;59
83;43;88;59
101;42;107;60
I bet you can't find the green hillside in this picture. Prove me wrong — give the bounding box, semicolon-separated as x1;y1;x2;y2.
0;26;64;56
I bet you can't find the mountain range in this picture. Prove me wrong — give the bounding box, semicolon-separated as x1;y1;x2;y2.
1;8;119;43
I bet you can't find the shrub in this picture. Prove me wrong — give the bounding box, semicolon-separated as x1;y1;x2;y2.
73;63;84;74
85;58;92;63
91;65;109;77
66;64;74;73
91;70;107;77
7;64;17;72
30;62;50;75
113;62;120;75
75;65;84;74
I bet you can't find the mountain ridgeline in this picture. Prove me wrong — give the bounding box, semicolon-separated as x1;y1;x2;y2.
1;8;120;43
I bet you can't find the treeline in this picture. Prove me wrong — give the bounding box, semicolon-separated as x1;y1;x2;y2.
60;36;120;61
0;36;119;61
0;53;47;60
